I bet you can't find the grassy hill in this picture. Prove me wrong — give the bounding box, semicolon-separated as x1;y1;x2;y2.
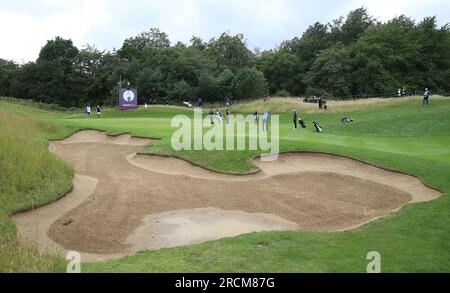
0;101;75;272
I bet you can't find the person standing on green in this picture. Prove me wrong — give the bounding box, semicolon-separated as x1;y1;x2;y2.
226;109;231;125
254;111;259;124
96;105;102;118
293;110;298;130
209;110;215;125
262;112;269;132
423;88;430;106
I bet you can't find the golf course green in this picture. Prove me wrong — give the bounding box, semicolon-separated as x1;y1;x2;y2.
1;96;449;272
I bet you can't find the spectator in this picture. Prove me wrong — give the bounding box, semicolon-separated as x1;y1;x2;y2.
254;111;259;124
293;110;298;130
226;109;231;125
86;105;91;119
423;88;430;106
209;110;215;125
217;110;223;123
262;112;269;132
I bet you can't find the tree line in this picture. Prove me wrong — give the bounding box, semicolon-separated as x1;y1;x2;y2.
1;8;449;107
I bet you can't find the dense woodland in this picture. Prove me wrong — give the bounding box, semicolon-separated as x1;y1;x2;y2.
1;8;449;107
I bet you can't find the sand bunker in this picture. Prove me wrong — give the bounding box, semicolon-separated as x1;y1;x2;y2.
13;130;441;262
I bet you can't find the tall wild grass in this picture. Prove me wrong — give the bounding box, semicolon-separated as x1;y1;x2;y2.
0;110;73;272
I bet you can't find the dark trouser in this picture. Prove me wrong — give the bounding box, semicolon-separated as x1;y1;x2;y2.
423;97;429;106
294;120;297;129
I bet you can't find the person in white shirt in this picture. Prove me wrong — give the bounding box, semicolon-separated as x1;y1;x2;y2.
86;105;91;118
262;112;269;132
217;110;223;123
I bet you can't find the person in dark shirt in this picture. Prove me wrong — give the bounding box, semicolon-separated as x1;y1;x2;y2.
96;105;101;118
293;110;298;130
423;88;430;106
254;111;259;124
209;110;215;125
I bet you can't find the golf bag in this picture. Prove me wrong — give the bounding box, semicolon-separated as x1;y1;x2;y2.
313;121;322;133
299;118;306;128
340;117;354;123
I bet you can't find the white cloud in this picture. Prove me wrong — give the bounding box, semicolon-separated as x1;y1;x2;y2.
0;0;448;62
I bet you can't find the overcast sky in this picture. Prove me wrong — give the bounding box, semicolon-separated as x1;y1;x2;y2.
1;0;449;62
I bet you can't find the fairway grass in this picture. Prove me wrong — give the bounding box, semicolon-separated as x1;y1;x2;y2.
1;96;449;272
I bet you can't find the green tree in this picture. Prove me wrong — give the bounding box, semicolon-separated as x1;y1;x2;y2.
0;59;18;96
334;8;376;44
197;71;220;102
169;47;210;86
137;67;167;101
355;16;420;93
258;50;301;95
234;68;267;100
349;42;396;96
18;37;84;107
38;37;79;70
415;17;450;91
168;80;193;102
217;68;235;100
118;28;170;61
208;33;255;72
305;45;352;97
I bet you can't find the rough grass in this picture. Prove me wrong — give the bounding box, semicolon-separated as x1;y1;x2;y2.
231;95;449;114
0;108;73;272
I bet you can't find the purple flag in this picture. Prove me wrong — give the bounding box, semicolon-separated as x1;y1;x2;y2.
119;89;138;110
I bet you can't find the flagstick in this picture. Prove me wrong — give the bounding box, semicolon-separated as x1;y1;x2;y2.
144;103;148;123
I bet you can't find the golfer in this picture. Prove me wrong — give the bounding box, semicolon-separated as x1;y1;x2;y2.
217;110;223;123
293;110;298;129
226;109;231;125
423;88;430;106
96;105;101;118
86;105;91;118
262;111;269;132
254;111;259;124
209;110;215;125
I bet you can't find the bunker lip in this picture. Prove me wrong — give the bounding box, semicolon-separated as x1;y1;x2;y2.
13;130;442;262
